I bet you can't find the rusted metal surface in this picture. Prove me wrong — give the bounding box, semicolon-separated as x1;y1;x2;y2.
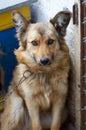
80;0;86;129
73;3;78;25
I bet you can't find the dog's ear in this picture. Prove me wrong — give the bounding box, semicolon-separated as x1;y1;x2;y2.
12;10;30;47
50;10;71;37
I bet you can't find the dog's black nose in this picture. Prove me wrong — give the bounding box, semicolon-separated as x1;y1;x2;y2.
40;57;50;65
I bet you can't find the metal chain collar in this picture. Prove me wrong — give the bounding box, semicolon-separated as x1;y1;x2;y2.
0;69;32;104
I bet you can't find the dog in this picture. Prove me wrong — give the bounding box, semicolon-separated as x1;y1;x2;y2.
1;9;71;130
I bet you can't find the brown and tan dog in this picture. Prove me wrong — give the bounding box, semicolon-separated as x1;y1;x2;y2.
1;10;71;130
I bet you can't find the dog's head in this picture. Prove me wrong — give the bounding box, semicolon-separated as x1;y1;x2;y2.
12;10;71;72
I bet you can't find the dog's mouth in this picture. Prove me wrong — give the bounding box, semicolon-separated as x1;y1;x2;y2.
38;60;52;66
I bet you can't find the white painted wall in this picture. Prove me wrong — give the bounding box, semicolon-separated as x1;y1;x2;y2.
31;0;73;22
0;0;28;9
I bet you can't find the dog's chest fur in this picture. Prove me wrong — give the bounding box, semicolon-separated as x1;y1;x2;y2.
20;73;52;109
16;65;68;110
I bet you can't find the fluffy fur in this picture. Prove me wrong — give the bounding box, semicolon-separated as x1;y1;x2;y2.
1;10;71;130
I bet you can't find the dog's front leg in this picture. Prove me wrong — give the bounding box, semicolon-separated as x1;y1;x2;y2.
25;97;42;130
51;96;66;130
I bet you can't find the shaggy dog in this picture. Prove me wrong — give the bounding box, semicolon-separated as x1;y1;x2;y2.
1;9;71;130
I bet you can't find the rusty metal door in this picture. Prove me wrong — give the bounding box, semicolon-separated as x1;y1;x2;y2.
80;0;86;129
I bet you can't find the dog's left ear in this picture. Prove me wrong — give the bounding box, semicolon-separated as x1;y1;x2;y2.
12;10;30;47
50;10;71;37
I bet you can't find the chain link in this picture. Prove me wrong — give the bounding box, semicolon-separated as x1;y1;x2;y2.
0;70;32;104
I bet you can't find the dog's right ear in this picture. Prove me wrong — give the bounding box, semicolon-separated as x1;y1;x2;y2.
12;10;30;46
50;9;71;37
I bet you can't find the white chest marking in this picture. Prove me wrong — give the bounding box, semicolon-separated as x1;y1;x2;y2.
44;90;51;106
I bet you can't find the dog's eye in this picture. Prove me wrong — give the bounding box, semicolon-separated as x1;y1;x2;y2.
48;39;54;45
31;41;38;46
